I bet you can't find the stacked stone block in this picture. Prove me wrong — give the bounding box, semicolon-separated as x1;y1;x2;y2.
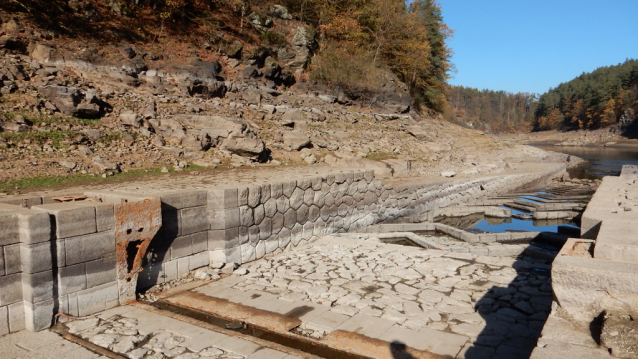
29;201;119;330
137;190;210;289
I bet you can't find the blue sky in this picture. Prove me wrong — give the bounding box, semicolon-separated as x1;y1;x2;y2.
436;0;638;95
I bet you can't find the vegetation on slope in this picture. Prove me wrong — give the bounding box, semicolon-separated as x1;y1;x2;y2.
1;0;453;113
445;86;537;133
533;59;638;131
447;59;638;134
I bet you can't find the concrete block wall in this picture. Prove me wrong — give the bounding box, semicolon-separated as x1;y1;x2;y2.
137;190;210;289
30;200;119;322
0;164;564;333
0;194;132;333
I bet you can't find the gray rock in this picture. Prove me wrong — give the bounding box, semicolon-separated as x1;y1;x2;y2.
283;131;310;150
281;109;305;126
0;114;28;132
242;90;261;105
120;110;141;127
93;156;120;172
223;136;265;157
269;5;293;19
38;85;81;116
241;66;261;79
59;161;77;170
81;129;102;141
225;41;243;59
247;12;273;32
76;103;100;119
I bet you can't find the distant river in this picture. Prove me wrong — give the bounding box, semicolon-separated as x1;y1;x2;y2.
530;143;638;179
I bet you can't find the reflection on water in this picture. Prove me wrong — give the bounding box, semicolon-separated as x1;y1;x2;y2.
531;143;638;179
470;218;579;233
437;213;579;234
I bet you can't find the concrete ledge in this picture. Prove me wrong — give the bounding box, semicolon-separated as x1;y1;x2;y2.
553;239;638;321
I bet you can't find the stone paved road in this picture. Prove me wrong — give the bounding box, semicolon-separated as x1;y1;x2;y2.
64;305;304;359
0;328;107;359
185;235;554;359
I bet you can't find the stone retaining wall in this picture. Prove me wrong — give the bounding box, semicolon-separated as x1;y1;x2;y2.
0;164;563;333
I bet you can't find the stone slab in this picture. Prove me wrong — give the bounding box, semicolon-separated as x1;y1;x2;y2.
336;313;396;339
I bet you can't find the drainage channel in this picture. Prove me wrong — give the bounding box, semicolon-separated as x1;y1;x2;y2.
150;300;370;359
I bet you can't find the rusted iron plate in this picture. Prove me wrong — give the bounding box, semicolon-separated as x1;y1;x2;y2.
114;197;161;304
166;292;302;333
321;330;445;359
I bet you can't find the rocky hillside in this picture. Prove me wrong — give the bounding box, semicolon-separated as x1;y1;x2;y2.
0;10;563;194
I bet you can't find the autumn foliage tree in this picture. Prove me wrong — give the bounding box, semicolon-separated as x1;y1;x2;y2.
304;0;452;111
534;59;638;131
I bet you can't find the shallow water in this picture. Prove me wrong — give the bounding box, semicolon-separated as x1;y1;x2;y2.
469;218;579;234
531;143;638;179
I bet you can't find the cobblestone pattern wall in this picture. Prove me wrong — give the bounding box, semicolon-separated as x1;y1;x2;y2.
0;164;563;333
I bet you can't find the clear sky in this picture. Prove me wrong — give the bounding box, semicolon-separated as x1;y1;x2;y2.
436;0;638;95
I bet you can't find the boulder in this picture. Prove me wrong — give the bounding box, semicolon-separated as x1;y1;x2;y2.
241;66;261;79
182;134;211;151
173;115;244;142
263;57;282;80
281;109;305;125
223;136;265;157
120;110;141;127
38;86;81;116
225;41;243;59
308;108;326;122
247;13;273;32
81;129;102;141
30;44;55;63
188;79;226;98
0;114;28;133
93;156;120;172
283;131;310;150
279;27;315;72
242;90;261;105
58;160;77;170
440;171;456;178
75;103;100;119
269;5;293;20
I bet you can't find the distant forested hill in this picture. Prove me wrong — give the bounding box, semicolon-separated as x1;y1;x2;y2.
445;86;537;133
446;59;638;134
533;59;638;131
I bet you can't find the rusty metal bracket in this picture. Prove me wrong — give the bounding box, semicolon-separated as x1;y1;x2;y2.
114;197;161;304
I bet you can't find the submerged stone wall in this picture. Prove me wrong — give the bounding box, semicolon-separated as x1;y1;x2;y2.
0;164;563;333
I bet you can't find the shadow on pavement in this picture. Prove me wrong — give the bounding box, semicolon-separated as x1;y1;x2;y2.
463;252;554;359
